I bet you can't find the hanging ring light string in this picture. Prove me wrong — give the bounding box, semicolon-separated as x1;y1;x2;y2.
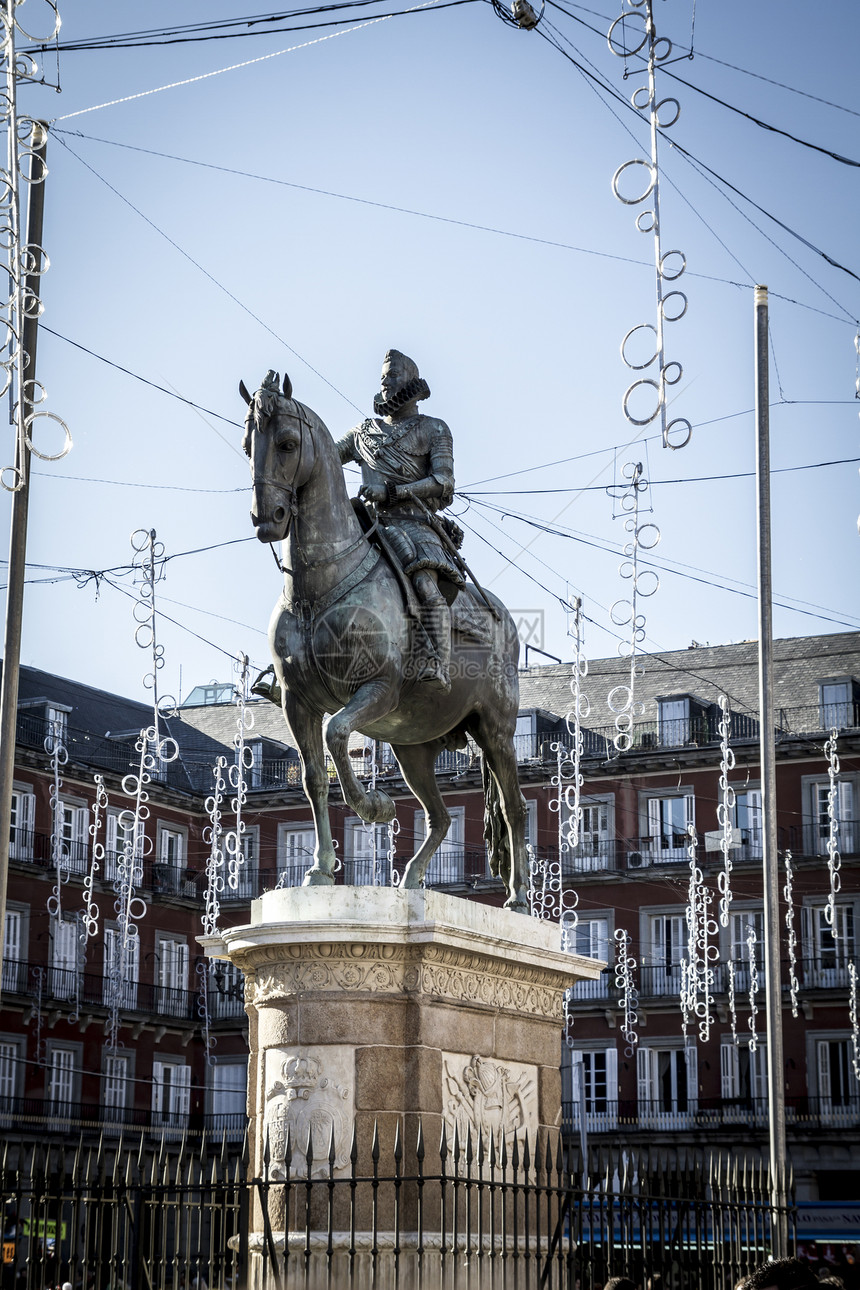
52;0;450;122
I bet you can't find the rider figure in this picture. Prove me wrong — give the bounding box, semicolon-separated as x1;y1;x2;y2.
336;350;463;693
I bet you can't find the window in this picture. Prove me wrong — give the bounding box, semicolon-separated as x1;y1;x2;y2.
566;1048;618;1130
106;813;138;883
637;1043;697;1126
278;822;315;887
103;1054;130;1130
646;795;693;862
344;819;390;886
45;706;68;750
0;1040;21;1113
646;913;686;995
568;916;610;998
51;917;80;1001
413;806;466;885
515;713;536;761
48;1047;77;1116
9;788;34;861
2;908;24;992
242;740;263;789
159;828;184;867
819;682;854;731
103;925;139;1010
729;910;765;991
564;797;612;872
60;803;89;875
152;1061;191;1127
816;1039;859;1123
524;799;538;851
156;936;189;1017
721;1040;767;1123
805;777;856;857
657;699;690;747
210;1061;247;1127
734;789;763;860
804;904;856;987
155;826;187;892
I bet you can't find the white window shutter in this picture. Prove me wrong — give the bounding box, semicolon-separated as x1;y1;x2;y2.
414;810;426;847
174;1065;191;1117
685;1041;698;1109
839;781;854;822
20;791;35;834
722;1042;739;1099
73;808;89;848
595;918;609;964
684;795;694;829
636;1045;652;1106
647;798;661;840
606;1047;618;1103
152;1061;164;1113
817;1041;831;1100
752;1045;768;1103
651;916;665;965
3;910;21;962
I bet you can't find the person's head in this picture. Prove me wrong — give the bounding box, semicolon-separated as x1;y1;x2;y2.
603;1279;636;1290
374;350;430;417
741;1257;818;1289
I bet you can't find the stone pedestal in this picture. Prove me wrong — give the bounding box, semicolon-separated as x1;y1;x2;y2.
201;887;602;1284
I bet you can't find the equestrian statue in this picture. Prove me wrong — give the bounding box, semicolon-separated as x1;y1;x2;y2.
240;351;529;910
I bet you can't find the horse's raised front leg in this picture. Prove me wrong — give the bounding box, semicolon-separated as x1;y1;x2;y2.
389;740;450;888
284;694;338;886
324;680;399;823
471;714;530;911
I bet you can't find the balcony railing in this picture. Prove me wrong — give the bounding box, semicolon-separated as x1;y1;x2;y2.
633;956;859;1000
0;1093;246;1138
562;1094;860;1134
1;959;217;1021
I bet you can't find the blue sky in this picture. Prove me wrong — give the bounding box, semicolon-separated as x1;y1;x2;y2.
3;0;858;706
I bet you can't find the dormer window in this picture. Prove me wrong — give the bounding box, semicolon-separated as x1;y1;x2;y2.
656;695;706;747
819;679;858;731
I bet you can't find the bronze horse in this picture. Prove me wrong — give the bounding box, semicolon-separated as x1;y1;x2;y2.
241;372;529;910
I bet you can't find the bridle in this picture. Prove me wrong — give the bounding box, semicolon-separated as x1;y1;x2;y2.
250;393;311;573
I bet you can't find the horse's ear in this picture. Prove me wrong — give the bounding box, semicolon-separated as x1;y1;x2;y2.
283;372;293;400
239;380;252;406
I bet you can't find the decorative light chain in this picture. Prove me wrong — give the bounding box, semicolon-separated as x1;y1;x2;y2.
0;3;71;496
746;923;759;1053
716;695;736;929
203;757;228;936
608;463;660;750
366;740;382;886
823;728;842;934
783;851;800;1019
849;961;860;1084
80;774;106;944
614;927;639;1056
727;960;738;1048
107;529;178;1053
681;823;716;1043
45;715;69;922
387;815;401;888
608;0;690;451
561;599;589;848
196;959;216;1066
529;849;579;930
225;654;253;892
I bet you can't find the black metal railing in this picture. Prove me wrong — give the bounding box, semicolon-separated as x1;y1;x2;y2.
562;1094;860;1134
634;955;860;999
0;1128;794;1290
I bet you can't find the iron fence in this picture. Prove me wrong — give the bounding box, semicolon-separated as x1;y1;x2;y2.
0;1128;793;1290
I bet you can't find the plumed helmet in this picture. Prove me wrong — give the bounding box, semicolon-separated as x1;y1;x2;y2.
374;349;431;416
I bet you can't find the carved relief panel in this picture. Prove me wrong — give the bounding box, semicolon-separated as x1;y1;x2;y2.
263;1046;354;1179
442;1052;538;1150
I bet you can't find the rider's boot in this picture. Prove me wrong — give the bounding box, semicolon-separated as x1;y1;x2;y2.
417;601;452;694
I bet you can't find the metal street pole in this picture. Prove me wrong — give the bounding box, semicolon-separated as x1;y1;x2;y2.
0;122;48;962
754;283;789;1256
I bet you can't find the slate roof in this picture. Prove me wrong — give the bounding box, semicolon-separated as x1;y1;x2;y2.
517;630;860;724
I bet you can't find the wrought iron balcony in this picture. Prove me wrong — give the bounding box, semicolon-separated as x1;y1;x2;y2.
0;1093;246;1137
562;1094;860;1135
0;959;216;1022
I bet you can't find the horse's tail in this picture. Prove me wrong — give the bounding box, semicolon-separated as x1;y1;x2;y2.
481;755;509;882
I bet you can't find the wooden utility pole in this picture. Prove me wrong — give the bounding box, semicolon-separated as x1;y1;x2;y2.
0;122;48;961
754;283;789;1256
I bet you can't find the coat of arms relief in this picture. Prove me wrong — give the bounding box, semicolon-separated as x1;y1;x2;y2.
264;1046;354;1179
442;1053;538;1151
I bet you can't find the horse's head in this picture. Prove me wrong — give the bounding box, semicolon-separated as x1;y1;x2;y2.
240;370;316;543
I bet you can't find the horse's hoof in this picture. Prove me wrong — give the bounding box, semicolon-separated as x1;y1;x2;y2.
504;894;529;913
302;867;335;887
365;788;396;824
399;861;422;889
